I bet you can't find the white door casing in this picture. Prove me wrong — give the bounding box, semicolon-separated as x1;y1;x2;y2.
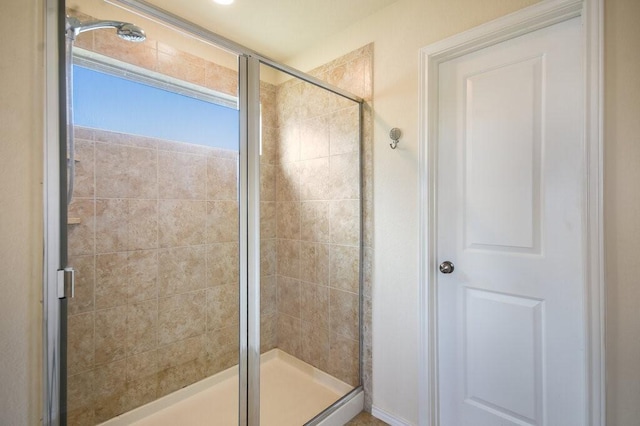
438;17;583;425
418;1;604;425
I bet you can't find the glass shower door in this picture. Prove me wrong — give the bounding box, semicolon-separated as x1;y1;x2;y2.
257;62;363;425
62;5;244;423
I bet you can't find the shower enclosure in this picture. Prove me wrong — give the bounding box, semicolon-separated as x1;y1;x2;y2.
45;0;367;424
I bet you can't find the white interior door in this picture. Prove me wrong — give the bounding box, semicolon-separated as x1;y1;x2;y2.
436;17;585;426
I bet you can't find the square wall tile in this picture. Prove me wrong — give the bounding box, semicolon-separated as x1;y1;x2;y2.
299;157;330;201
329;106;360;156
157;359;203;398
260;163;276;201
300;201;330;243
158;200;206;248
329;288;359;341
300;82;331;120
261;275;277;316
329;152;360;200
300;321;329;372
300;282;329;330
206;284;239;331
206;201;239;243
128;250;158;303
94;143;128;199
95;306;128;365
207;242;239;287
126;350;159;383
157;335;205;372
158;151;206;200
325;60;365;101
276;162;300;201
316;243;330;286
207;156;238;200
67;369;95;412
158;246;206;296
260;81;278;129
156;48;206;86
205;325;238;375
123;376;158;414
328;333;359;387
261;313;277;353
95;253;128;310
330;199;360;246
95;199;128;254
205;62;238;97
261;238;276;276
276;239;300;279
300;116;329;160
261;201;276;240
68;312;95;376
277;313;301;359
276;201;300;240
299;242;317;284
126;299;158;356
128;199;158;251
158;290;207;345
260;126;278;165
278;124;301;164
276;276;301;318
95;143;158;199
329;245;360;293
275;82;301;128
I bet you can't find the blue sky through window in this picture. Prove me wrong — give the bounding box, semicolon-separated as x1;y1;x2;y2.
73;65;239;151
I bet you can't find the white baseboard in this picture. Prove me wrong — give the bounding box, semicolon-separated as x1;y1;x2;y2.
371;406;413;426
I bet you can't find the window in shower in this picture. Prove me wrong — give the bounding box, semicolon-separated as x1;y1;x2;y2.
73;64;239;150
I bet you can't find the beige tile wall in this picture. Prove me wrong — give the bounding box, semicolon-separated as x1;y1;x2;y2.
271;45;373;396
67;128;243;425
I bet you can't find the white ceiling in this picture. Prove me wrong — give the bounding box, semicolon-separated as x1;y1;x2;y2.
142;0;398;61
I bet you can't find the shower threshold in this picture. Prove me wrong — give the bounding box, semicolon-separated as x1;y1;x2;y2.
99;349;362;426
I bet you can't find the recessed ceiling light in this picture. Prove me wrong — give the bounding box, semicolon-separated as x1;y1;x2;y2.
213;0;234;5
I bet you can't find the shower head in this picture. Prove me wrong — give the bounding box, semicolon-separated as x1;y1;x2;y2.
66;16;146;42
115;23;146;42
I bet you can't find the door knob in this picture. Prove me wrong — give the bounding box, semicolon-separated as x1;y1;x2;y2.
439;261;455;274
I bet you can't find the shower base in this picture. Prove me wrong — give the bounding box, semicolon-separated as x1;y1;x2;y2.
99;349;362;426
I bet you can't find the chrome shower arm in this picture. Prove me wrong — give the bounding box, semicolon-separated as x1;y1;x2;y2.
65;16;146;42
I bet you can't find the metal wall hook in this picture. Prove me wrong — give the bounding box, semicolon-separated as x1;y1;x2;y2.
389;127;401;149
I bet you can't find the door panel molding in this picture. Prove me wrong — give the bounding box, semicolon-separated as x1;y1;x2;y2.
417;0;604;425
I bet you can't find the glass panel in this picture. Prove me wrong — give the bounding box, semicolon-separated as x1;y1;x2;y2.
63;3;242;424
258;63;362;425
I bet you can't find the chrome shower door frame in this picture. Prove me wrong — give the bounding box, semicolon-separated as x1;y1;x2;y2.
238;55;262;426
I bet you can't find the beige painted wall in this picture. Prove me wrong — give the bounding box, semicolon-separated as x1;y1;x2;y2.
0;0;44;425
604;0;640;424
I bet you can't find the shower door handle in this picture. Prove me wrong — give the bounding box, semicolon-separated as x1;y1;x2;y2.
439;261;455;274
